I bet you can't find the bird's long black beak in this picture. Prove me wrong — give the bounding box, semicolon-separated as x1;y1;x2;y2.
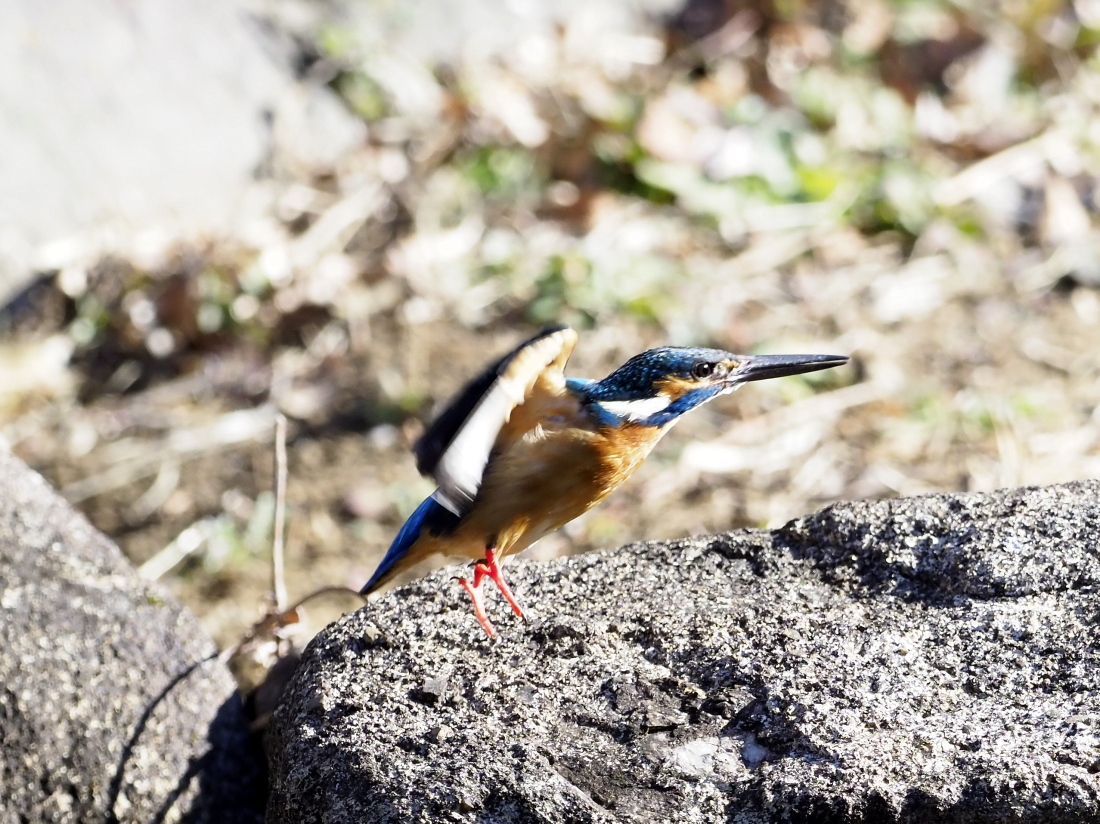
734;353;849;383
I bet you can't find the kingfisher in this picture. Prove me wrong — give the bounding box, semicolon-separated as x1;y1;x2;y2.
361;326;846;637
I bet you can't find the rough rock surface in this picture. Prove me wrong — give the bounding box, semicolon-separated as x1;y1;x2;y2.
0;446;264;824
267;481;1100;823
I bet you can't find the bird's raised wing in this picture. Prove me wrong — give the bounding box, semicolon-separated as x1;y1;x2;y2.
413;325;579;515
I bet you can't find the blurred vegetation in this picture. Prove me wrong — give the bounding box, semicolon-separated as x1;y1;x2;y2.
3;0;1100;648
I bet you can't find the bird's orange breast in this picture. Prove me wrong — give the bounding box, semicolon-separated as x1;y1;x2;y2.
417;420;669;563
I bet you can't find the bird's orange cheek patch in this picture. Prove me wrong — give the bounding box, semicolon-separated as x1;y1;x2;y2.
653;375;699;400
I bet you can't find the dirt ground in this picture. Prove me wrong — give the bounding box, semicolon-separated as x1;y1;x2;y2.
4;0;1100;660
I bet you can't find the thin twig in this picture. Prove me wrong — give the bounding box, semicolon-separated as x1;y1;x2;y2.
218;585;366;665
272;413;289;614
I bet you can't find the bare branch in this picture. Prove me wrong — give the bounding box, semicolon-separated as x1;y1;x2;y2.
272;413;289;614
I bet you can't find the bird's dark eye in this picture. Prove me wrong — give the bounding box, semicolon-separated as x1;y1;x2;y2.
691;361;716;380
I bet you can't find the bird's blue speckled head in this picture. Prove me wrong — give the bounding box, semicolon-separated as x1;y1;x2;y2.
575;346;847;428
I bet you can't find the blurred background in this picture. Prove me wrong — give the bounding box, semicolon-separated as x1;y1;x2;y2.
3;0;1100;651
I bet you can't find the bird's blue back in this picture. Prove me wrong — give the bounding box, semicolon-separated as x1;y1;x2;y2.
361;494;459;592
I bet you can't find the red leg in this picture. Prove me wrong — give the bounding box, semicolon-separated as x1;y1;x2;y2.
456;563;497;638
483;548;527;623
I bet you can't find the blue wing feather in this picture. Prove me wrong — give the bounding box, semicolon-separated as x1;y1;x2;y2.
360;494;460;594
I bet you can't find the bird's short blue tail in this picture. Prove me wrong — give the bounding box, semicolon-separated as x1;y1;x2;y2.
360;493;459;594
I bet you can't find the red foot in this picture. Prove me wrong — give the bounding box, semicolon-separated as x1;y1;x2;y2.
455;548;528;638
482;548;527;622
457;575;497;638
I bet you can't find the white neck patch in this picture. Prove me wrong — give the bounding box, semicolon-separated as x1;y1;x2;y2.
598;395;672;423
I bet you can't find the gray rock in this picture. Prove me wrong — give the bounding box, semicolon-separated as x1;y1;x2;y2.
0;446;263;824
267;482;1100;823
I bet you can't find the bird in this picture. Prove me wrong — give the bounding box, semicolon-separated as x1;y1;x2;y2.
361;325;847;637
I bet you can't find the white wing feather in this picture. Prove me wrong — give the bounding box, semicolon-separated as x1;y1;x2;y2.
433;329;576;513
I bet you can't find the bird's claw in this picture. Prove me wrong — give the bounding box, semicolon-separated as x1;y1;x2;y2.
455;548;527;637
456;575;498;638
